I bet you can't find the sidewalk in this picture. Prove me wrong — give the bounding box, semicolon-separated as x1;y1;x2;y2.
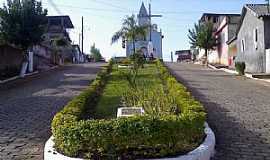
0;71;39;84
208;64;270;83
0;66;59;90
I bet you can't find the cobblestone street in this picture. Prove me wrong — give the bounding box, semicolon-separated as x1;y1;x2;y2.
167;63;270;160
0;63;104;160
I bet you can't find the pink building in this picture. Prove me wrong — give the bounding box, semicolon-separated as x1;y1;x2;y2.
198;13;241;66
215;15;241;66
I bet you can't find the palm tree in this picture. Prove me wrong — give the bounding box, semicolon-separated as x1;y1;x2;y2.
111;15;148;54
188;22;217;66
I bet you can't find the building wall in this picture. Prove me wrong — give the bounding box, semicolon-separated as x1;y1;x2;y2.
0;45;23;70
236;10;265;73
228;39;238;67
151;31;163;59
197;48;218;64
215;18;228;65
207;50;219;64
33;45;52;60
263;17;270;49
126;41;148;57
126;30;163;59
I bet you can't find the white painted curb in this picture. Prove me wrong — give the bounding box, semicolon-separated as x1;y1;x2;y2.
208;64;270;83
44;123;215;160
0;71;39;84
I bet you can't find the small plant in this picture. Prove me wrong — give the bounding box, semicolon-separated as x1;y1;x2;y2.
120;58;131;66
120;51;146;89
235;62;246;75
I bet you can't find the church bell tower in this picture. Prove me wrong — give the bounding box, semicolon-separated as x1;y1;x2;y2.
138;2;150;26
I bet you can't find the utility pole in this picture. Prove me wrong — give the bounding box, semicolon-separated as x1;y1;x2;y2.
81;16;84;54
148;2;162;41
171;52;173;62
267;0;270;13
79;33;81;48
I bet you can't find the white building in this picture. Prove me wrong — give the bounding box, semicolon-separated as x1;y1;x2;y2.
126;2;163;59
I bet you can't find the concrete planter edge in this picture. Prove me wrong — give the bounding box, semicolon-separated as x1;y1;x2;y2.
44;123;215;160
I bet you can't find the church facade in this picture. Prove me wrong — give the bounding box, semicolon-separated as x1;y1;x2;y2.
126;3;163;59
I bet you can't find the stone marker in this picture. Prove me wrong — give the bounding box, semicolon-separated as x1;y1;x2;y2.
117;107;145;117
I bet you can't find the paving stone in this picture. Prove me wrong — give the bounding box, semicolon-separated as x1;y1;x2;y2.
167;63;270;160
0;63;104;160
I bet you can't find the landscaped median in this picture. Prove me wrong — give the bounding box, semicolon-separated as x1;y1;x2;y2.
45;59;215;160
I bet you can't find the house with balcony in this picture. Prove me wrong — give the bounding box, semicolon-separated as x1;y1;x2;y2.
34;15;74;66
197;13;241;66
215;14;241;66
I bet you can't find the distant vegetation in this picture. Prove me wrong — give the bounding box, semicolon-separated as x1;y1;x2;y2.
90;43;102;62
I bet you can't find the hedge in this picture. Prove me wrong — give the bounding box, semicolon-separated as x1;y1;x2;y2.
51;60;206;159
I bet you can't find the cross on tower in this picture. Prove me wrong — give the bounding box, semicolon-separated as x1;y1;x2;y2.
140;1;162;41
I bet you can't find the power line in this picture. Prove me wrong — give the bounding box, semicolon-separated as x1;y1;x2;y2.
43;2;239;15
42;2;135;13
90;0;128;11
47;0;62;15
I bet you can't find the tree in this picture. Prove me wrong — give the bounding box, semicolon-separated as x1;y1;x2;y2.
111;14;148;54
0;0;48;55
90;43;102;62
188;22;217;66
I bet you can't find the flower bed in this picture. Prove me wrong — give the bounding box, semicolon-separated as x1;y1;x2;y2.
51;60;207;160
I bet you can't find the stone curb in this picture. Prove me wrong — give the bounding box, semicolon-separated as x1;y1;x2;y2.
0;71;39;84
0;66;59;84
208;64;270;83
44;123;215;160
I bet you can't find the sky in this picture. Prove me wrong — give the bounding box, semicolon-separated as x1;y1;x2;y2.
0;0;267;61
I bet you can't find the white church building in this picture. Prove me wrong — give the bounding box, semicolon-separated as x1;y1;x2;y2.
126;2;163;59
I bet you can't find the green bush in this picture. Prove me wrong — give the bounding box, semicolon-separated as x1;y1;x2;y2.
53;114;205;159
51;60;206;159
52;62;112;153
235;62;246;75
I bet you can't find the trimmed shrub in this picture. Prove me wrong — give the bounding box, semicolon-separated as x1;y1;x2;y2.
52;62;112;155
53;114;205;159
51;60;206;159
235;62;246;75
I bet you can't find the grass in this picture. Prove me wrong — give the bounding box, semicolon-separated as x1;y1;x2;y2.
93;64;162;119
